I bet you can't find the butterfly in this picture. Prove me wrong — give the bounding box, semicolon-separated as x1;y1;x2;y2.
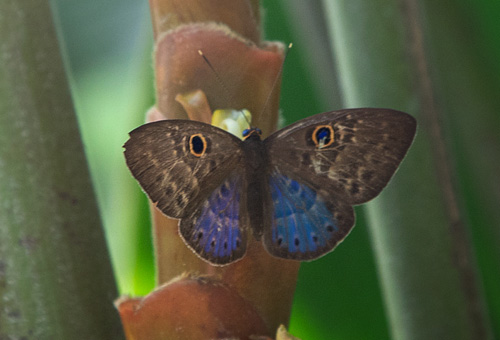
124;108;416;265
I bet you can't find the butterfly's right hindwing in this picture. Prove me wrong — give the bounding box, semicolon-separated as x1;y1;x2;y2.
264;172;354;261
262;108;416;261
124;120;244;219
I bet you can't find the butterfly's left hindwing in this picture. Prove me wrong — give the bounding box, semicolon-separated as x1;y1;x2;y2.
179;173;248;264
262;108;416;260
124;120;249;264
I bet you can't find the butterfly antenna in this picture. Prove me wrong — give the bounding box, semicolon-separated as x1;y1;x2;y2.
259;43;293;119
198;50;252;128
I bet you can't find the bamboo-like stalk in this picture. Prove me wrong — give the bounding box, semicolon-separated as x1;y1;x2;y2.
323;0;494;338
148;0;300;330
0;1;123;338
418;1;500;335
116;0;300;337
267;2;392;338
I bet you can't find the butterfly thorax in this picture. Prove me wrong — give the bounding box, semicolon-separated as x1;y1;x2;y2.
241;130;268;238
242;127;262;140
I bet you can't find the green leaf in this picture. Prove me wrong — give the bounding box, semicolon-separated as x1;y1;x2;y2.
52;0;156;296
264;1;390;339
323;0;497;338
0;1;123;338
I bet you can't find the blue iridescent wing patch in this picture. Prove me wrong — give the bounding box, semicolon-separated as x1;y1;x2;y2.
179;175;247;265
263;173;354;261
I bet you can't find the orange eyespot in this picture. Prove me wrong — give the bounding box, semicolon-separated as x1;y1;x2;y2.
311;125;334;148
189;134;207;157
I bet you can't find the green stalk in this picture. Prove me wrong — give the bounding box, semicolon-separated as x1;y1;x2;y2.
0;1;123;338
323;0;493;339
268;2;391;338
419;0;500;335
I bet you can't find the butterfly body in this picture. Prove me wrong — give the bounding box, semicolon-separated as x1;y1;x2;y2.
239;130;269;239
124;108;416;265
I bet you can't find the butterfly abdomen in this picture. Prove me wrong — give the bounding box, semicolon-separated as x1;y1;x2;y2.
241;133;270;239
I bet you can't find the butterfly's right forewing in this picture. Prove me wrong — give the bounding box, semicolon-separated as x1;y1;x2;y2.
265;109;417;205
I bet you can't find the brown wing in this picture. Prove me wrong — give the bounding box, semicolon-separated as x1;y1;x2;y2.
260;108;415;261
264;108;416;205
124;119;244;218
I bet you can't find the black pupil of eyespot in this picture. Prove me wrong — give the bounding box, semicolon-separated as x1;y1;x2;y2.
191;136;204;154
316;128;331;144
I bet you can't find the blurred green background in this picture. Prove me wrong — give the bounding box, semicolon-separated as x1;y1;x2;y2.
51;0;500;339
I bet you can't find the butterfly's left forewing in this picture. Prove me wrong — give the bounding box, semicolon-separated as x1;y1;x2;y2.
263;108;416;260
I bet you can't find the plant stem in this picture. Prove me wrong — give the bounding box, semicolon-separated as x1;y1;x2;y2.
323;0;493;338
0;1;123;338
